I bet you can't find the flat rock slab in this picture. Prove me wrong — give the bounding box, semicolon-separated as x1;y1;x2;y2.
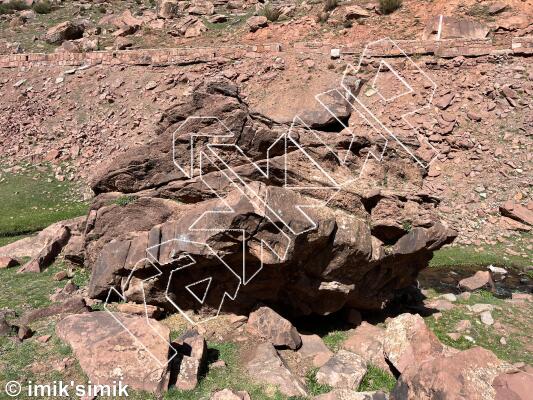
56;311;171;394
458;270;494;291
316;350;367;389
493;367;533;400
391;347;506;400
245;342;307;397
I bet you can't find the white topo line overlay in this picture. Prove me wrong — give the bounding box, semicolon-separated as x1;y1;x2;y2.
104;37;439;367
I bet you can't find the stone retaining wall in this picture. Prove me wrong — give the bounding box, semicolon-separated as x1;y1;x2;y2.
0;37;530;69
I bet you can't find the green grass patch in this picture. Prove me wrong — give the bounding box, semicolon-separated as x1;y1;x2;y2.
322;330;348;352
0;261;67;314
430;234;532;269
0;166;88;238
425;290;533;365
306;368;331;396
358;364;396;393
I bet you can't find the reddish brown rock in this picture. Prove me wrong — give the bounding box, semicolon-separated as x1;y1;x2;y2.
391;347;505;400
247;16;268;32
493;368;533;400
115;303;162;319
174;356;200;390
343;322;388;372
17;225;70;273
84;78;456;319
247;306;302;350
50;281;78;302
56;312;171;394
383;313;444;374
18;325;33;341
245;342;307;397
458;271;494;291
500;200;533;226
0;256;19;269
316;350;367;389
298;334;333;368
19;296;89;325
45;21;85;45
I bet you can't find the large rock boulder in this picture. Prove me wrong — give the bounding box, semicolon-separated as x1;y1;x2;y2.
391;347;507;400
56;312;171;394
247;306;302;349
83;77;456;320
45;21;85;45
17;225;70;273
316;350;367;389
383;313;445;374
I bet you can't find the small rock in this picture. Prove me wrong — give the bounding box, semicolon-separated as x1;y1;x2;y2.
488;2;507;15
492;369;533;399
330;48;341;59
343;322;388;372
439;293;457;302
37;335;51;343
245;342;307;397
488;265;507;275
458;271;494;291
457;292;471;301
499;337;507;345
470;303;494;313
145;81;158;90
511;293;532;302
246;16;268;32
467;111;482;122
455;319;472;332
425;299;455;311
18;326;33;341
480;311;494;325
115;303;161;319
447;332;461;341
210;360;226;369
53;271;68;281
298;334;333;368
175;356;200;390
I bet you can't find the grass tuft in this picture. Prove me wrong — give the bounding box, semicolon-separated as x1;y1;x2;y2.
306;368;332;396
358;364;396;392
0;166;87;238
